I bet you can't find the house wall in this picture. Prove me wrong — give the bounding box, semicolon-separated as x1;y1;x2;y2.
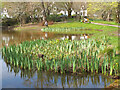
56;9;87;16
1;8;10;18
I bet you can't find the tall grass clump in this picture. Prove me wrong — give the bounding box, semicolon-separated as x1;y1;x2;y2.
2;36;118;75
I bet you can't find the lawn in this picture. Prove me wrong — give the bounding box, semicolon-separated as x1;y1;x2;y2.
44;22;118;49
92;20;118;25
14;21;118;50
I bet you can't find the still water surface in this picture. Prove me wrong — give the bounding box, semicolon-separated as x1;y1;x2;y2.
2;30;92;47
1;30;114;88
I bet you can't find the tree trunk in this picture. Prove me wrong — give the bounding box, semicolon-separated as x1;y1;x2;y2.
75;12;78;19
31;16;34;23
107;13;110;21
79;11;81;19
19;17;22;26
22;15;26;24
68;35;72;40
68;7;72;18
41;1;46;21
47;9;50;16
117;2;120;23
102;11;107;21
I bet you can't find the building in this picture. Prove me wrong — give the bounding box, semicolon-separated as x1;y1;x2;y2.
51;5;87;17
1;8;11;18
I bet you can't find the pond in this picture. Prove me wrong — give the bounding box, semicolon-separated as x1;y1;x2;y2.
2;30;92;47
1;29;114;88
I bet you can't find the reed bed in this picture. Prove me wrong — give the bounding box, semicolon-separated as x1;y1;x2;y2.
41;27;100;34
41;27;84;32
2;36;118;75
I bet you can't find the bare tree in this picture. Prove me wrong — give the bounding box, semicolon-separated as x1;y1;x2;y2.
72;2;87;19
55;2;73;18
41;1;46;21
41;1;55;21
87;2;118;22
3;2;33;26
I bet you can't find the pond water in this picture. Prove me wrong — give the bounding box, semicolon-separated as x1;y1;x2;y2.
2;30;92;47
1;29;114;88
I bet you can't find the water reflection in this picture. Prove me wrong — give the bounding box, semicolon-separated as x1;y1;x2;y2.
2;30;92;47
2;30;56;47
3;60;114;88
2;30;113;88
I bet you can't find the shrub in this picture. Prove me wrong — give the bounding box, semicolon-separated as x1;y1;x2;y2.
2;18;18;26
47;14;62;22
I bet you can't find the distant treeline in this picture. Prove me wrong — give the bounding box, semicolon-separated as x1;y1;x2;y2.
1;2;119;26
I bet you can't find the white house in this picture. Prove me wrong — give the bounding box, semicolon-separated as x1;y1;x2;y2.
1;8;10;18
56;9;87;16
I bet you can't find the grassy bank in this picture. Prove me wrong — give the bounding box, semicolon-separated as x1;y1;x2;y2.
13;21;119;51
92;20;118;25
14;24;44;31
42;22;118;49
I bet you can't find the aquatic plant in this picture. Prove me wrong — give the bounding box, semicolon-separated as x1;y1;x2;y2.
41;27;100;34
2;36;118;75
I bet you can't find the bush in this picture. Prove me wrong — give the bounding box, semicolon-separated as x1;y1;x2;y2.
26;16;31;23
47;14;62;22
2;18;18;26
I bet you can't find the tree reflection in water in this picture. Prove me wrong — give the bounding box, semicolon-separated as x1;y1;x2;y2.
2;30;93;47
4;61;114;88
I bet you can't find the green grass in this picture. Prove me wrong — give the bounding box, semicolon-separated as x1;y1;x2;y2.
45;22;118;49
92;20;118;25
49;22;117;29
13;21;118;50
